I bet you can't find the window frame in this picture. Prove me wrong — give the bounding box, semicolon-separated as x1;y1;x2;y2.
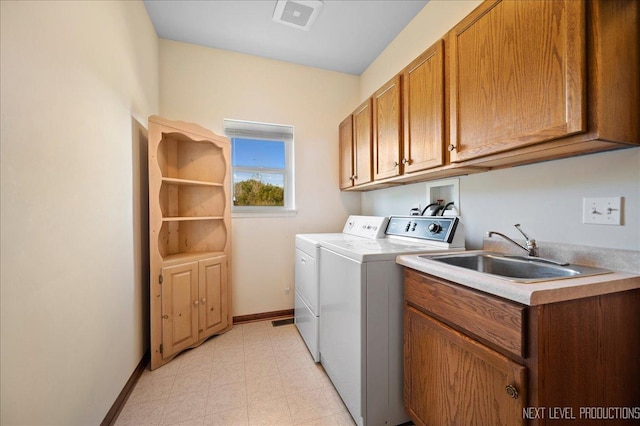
224;119;296;217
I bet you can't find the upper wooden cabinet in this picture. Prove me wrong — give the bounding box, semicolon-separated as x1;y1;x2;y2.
373;75;403;180
449;0;585;161
338;0;638;191
353;99;374;187
338;115;354;190
402;40;445;173
448;0;639;166
339;99;374;189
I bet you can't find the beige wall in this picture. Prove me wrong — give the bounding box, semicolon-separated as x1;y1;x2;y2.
0;1;158;424
159;40;361;316
359;1;640;251
360;0;482;100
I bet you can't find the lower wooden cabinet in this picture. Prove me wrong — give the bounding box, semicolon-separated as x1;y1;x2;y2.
404;269;640;426
161;256;228;359
404;306;526;426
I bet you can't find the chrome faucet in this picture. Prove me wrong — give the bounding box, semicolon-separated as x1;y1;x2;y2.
487;224;538;257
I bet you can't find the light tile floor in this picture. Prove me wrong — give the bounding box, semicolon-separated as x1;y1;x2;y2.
115;319;355;426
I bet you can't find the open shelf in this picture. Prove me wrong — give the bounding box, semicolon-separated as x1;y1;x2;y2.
162;177;224;187
158;219;227;258
162;217;224;222
160;182;226;218
157;132;226;184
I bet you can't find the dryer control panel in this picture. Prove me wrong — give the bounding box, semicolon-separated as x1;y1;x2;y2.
342;216;389;239
385;216;459;244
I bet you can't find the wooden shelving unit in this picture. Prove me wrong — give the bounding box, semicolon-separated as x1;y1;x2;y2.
148;115;232;370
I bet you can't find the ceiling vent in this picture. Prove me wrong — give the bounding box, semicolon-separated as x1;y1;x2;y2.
272;0;324;31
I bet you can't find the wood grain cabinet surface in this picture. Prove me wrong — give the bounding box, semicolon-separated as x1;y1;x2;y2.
148;116;233;370
338;0;639;191
338;115;354;189
402;40;445;174
404;305;527;426
448;0;639;167
448;0;586;161
339;100;374;189
403;268;640;426
373;75;403;180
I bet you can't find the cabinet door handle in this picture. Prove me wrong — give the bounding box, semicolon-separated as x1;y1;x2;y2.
162;314;168;319
448;144;456;152
201;298;206;304
505;384;519;399
194;300;199;306
353;175;358;180
394;161;399;167
402;158;409;165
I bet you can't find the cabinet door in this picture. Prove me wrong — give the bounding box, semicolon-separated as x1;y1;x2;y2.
404;306;526;426
198;256;228;340
353;99;373;186
449;0;585;162
373;75;402;179
403;40;445;173
339;115;354;189
162;262;199;359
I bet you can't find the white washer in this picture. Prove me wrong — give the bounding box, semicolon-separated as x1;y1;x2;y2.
294;216;389;362
319;216;465;426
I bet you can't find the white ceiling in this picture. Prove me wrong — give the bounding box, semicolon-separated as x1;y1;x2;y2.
143;0;429;75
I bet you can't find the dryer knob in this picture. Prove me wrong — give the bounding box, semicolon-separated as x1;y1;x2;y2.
428;223;442;233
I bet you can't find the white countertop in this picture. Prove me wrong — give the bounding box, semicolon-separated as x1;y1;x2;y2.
396;250;640;306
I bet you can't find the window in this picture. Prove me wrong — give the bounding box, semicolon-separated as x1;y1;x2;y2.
224;119;295;215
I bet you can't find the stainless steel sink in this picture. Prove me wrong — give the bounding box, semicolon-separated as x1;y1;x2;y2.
422;252;612;283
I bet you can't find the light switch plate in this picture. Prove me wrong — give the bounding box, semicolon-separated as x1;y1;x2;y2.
583;197;622;225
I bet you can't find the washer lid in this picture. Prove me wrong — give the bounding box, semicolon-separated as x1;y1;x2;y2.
320;237;463;262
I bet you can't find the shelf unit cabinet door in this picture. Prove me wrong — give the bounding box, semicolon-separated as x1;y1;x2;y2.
404;306;526;426
161;262;199;359
198;256;228;340
402;40;445;173
352;99;373;186
339;115;355;189
373;75;403;179
448;0;586;162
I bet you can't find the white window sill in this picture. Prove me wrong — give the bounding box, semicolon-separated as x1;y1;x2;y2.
232;209;298;218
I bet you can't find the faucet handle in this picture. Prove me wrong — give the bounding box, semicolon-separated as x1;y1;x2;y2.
513;224;531;240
